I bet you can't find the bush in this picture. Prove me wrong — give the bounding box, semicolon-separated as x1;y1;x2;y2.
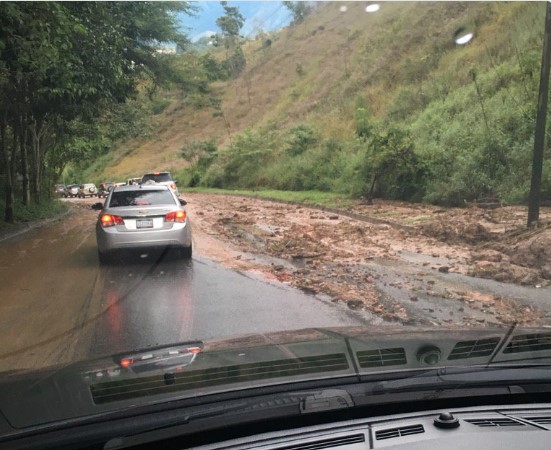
285;124;318;156
202;128;276;188
151;98;172;115
180;139;218;187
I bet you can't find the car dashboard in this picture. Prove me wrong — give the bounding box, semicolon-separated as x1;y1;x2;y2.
190;404;551;450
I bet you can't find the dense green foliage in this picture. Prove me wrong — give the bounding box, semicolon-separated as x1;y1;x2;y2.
0;2;192;222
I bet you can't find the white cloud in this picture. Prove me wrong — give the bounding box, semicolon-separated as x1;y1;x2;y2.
191;30;218;43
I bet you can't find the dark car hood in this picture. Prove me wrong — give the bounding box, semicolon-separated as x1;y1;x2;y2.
1;325;551;432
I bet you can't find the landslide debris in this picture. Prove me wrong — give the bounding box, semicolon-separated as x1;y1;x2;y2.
187;193;551;327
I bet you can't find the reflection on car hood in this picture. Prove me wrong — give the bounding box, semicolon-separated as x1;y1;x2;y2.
1;325;551;430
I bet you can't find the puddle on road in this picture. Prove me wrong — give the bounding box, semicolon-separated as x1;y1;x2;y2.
365;257;551;327
400;249;457;267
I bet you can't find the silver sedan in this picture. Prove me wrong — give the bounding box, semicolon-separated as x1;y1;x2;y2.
95;184;192;263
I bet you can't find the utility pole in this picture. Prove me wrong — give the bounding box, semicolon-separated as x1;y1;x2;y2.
527;2;551;228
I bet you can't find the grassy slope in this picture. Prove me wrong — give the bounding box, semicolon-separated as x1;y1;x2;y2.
96;2;545;188
185;187;356;207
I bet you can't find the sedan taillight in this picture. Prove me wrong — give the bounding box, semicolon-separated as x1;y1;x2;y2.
100;214;124;227
165;210;186;223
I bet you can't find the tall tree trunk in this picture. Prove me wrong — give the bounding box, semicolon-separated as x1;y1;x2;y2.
19;116;31;206
10;121;17;180
30;118;42;204
1;116;14;223
366;174;378;205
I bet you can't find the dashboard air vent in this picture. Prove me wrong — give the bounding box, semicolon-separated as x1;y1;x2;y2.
375;424;424;440
447;338;500;360
503;333;551;354
91;353;349;404
357;348;407;368
522;416;551;425
275;434;365;450
466;418;525;427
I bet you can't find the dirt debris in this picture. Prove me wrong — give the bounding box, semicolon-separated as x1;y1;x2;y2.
185;193;551;327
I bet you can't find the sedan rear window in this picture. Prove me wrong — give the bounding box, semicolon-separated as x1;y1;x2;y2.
109;190;176;207
141;173;172;183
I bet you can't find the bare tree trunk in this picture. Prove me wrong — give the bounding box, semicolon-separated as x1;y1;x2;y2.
31;121;39;203
470;70;492;138
1;115;14;223
10;121;17;180
19;116;31;206
30;118;46;204
366;174;378;205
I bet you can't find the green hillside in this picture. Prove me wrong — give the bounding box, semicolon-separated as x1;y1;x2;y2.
91;2;548;205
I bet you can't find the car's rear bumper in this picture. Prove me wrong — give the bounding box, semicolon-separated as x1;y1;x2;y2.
96;222;192;253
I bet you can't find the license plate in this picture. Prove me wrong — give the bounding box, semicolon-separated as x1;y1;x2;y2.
136;219;153;229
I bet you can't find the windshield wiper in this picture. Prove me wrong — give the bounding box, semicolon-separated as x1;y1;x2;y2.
370;364;551;394
104;389;354;449
104;404;248;450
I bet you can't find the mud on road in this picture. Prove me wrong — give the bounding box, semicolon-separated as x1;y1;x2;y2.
185;193;551;328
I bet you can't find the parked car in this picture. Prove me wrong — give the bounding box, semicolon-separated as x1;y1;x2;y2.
63;184;80;197
140;171;179;195
77;183;98;198
97;182;115;198
94;184;191;263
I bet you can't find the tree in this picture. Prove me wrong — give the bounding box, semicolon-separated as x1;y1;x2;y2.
216;2;245;49
361;126;424;203
0;2;193;221
283;2;312;25
215;2;246;77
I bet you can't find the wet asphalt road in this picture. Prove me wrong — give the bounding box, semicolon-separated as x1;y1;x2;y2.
0;204;375;372
89;253;376;357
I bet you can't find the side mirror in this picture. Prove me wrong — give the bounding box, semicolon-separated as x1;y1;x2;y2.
179;198;187;206
174;180;179;185
91;202;103;211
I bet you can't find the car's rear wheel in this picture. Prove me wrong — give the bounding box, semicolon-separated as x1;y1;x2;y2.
180;244;192;259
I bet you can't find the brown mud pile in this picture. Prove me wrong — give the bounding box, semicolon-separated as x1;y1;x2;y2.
186;194;551;327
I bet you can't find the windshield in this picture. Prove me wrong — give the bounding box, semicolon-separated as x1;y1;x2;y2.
108;190;176;207
1;0;551;433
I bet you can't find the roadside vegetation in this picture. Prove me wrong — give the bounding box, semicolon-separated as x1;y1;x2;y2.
0;197;67;233
0;2;195;223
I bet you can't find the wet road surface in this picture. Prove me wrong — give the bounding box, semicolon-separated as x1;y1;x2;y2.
89;255;375;356
0;205;376;372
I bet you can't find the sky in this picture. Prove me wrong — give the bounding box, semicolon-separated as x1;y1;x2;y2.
179;1;292;42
